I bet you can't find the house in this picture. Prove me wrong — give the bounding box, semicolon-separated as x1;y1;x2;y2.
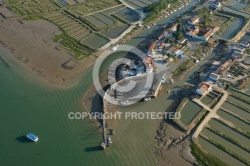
186;26;199;38
170;23;178;32
186;24;199;31
144;56;153;64
196;82;212;96
203;29;214;41
211;2;221;8
188;15;200;25
234;46;245;54
174;49;181;55
186;27;214;41
216;60;231;77
231;51;243;59
209;73;220;81
239;41;249;48
144;56;154;73
166;46;180;55
244;57;250;65
147;41;157;55
159;42;168;49
178;37;187;44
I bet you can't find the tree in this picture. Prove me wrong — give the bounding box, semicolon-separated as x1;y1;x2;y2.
177;24;181;31
175;31;183;40
165;38;170;43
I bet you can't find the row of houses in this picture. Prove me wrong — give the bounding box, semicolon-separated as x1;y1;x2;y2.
147;22;187;56
186;26;215;41
196;60;232;96
186;15;217;41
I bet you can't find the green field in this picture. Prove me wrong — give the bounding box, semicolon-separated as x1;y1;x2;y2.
179;100;202;125
81;34;109;49
222;101;250;120
85;15;108;28
201;128;249;160
198;136;247;166
198;118;250;165
217;109;250;132
93;13;114;25
201;95;214;105
115;7;140;22
103;24;129;38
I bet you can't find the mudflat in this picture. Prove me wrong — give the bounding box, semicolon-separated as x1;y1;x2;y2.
0;19;97;84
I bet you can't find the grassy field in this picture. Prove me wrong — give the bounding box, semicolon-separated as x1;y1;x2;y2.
198;118;250;166
81;34;109;49
103;24;129;38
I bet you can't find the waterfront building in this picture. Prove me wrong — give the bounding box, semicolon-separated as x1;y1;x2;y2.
186;27;214;41
216;60;231;77
147;41;157;55
239;41;249;48
196;82;212;96
209;73;220;82
143;56;154;73
170;23;178;32
188;15;200;25
178;37;187;44
166;46;181;56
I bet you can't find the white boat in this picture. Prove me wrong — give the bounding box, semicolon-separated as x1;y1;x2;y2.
111;44;118;51
26;133;38;142
144;97;151;101
107;137;112;144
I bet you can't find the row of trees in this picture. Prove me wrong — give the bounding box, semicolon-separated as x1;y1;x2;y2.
174;24;183;40
143;0;176;24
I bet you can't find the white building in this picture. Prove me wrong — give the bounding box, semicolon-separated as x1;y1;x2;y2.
239;41;249;48
188;15;200;25
196;82;212;96
209;73;220;82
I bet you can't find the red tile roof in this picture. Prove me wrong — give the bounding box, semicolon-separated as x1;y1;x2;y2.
148;41;157;51
144;56;153;64
204;29;214;39
190;15;200;23
199;82;211;93
168;46;177;53
210;73;220;79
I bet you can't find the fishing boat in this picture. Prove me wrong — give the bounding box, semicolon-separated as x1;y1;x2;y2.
26;133;38;142
107;137;112;144
111;44;118;51
144;97;151;101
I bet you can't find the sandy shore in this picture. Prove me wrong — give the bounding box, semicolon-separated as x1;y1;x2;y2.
0;18;97;84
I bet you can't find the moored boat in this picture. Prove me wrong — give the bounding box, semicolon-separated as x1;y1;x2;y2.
111;44;118;51
26;133;38;142
107;137;112;144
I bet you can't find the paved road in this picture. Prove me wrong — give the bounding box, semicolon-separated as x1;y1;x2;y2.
84;4;124;16
99;0;146;50
192;86;228;139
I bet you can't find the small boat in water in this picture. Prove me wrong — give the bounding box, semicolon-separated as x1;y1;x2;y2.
26;133;38;142
144;97;151;101
111;44;118;51
107;137;112;144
